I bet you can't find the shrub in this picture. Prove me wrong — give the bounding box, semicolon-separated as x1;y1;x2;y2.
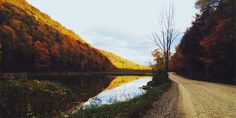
0;79;76;118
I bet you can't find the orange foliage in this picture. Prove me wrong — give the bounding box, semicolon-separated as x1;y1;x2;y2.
0;0;117;71
33;41;50;69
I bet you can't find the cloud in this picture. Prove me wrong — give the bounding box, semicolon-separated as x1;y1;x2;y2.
27;0;197;65
80;26;155;65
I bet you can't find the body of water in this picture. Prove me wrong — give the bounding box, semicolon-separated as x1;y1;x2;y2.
35;75;152;106
0;74;152;117
83;76;152;106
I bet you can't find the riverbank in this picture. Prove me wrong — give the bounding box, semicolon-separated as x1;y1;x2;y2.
65;81;171;118
0;70;153;79
0;74;154;118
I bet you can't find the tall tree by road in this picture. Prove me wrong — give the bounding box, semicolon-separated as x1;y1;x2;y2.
151;4;179;82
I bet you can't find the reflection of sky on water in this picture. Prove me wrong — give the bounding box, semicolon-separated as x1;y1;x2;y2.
83;77;152;106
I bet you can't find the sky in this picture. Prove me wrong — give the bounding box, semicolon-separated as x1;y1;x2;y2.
27;0;197;65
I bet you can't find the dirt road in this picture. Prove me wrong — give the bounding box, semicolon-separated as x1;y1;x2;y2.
143;73;236;118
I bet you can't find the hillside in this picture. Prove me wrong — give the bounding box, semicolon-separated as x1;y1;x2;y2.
169;0;235;84
0;0;150;72
0;0;114;71
0;0;116;71
100;50;150;70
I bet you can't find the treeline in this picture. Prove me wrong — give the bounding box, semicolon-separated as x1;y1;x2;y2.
169;0;235;84
0;0;115;72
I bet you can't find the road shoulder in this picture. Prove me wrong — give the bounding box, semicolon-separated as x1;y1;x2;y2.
142;81;181;118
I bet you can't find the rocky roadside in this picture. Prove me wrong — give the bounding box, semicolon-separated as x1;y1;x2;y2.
142;81;181;118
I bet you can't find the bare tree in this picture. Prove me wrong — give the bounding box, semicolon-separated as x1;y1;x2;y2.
150;4;180;75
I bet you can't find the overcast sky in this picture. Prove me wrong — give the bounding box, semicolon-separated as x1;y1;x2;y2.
27;0;197;65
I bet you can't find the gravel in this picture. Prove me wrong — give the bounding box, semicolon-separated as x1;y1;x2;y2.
142;80;181;118
142;73;236;118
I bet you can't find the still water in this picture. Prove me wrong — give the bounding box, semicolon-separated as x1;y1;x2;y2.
83;76;152;106
34;75;152;106
0;74;152;117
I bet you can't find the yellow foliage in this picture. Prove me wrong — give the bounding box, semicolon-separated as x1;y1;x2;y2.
104;76;145;91
0;0;87;44
0;0;151;70
100;50;151;70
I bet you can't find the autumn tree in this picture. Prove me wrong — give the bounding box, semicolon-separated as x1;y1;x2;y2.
0;25;17;70
152;49;164;71
33;41;50;70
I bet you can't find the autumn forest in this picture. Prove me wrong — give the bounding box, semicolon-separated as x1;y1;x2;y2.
169;0;235;84
0;0;235;118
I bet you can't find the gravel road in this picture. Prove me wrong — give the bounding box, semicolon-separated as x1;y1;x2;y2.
143;73;236;118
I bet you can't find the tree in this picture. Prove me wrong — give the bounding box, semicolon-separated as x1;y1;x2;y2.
151;49;169;84
195;0;220;12
33;41;50;70
150;4;180;81
170;0;235;84
152;49;164;70
0;25;17;70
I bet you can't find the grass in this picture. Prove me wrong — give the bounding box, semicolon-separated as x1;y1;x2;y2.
65;81;171;118
0;79;76;118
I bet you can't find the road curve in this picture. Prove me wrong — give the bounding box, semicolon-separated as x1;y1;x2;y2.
170;73;236;118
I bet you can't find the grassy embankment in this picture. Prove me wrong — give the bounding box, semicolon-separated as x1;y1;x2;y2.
0;78;76;118
66;81;171;118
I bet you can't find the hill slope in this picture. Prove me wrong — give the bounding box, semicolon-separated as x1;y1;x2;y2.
0;0;116;71
0;0;148;72
100;50;150;70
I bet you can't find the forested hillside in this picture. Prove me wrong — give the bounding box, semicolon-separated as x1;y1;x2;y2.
0;0;150;72
100;50;150;70
169;0;235;84
0;0;117;72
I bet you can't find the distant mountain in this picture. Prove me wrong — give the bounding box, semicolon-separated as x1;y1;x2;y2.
0;0;147;72
100;50;150;70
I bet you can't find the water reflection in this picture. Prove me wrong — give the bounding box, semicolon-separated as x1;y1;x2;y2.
32;75;152;106
33;75;115;102
104;76;145;91
0;74;152;117
83;76;152;106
